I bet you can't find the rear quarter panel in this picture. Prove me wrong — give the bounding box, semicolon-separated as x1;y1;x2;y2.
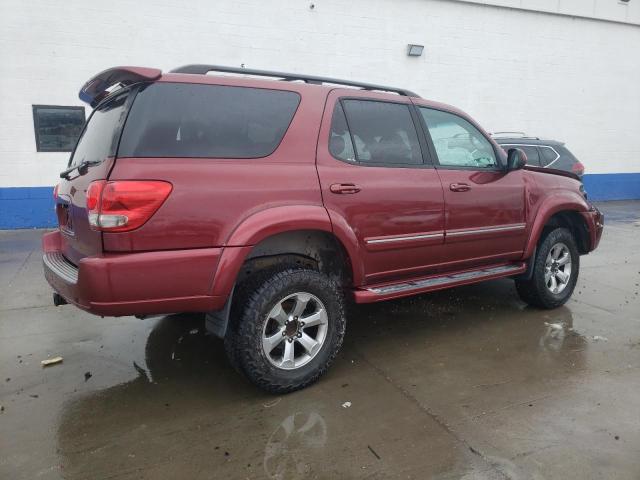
103;82;328;251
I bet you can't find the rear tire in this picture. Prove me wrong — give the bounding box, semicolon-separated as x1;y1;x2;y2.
515;227;579;309
224;268;346;393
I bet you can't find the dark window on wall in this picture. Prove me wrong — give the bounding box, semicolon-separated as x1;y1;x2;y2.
32;105;85;152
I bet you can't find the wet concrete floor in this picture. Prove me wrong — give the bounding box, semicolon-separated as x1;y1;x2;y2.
1;201;639;479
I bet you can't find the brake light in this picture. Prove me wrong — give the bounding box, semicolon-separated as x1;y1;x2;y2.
86;180;172;232
571;161;585;176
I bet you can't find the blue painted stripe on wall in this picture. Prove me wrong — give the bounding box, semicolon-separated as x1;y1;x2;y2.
0;187;56;229
0;173;638;229
582;173;640;201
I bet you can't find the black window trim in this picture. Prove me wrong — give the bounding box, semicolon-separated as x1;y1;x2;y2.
32;104;86;153
415;105;505;172
328;96;434;169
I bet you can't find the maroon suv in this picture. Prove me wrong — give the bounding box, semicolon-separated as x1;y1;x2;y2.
43;65;604;392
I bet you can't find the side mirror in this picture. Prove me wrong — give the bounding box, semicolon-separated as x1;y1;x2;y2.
506;148;527;171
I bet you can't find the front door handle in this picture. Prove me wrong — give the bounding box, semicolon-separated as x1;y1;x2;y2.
450;183;471;192
330;183;361;194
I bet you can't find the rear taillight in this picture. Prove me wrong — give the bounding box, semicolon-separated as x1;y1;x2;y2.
86;180;172;232
571;161;585;176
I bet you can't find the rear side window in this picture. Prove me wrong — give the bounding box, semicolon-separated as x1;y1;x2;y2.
512;145;541;166
70;92;128;166
119;83;300;158
329;103;356;162
339;100;422;165
539;146;560;166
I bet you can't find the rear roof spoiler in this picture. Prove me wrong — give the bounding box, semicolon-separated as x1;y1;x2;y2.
79;66;161;107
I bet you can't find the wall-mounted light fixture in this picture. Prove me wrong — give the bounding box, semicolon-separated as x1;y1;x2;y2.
407;44;424;57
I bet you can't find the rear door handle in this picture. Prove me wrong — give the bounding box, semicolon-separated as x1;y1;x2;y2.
330;183;361;194
449;183;471;192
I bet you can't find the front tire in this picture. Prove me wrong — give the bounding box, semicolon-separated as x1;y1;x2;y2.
225;268;346;393
515;227;580;309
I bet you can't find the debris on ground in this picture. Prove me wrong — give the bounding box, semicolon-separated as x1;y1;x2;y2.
41;356;63;367
544;322;563;331
342;401;352;408
262;398;281;408
592;335;608;342
367;445;381;460
189;328;199;335
84;371;92;381
0;405;4;412
29;394;39;398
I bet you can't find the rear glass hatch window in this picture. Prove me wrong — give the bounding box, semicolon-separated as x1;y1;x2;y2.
118;83;301;159
69;91;129;167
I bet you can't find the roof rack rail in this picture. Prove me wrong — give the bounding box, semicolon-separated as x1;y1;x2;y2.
490;131;527;137
490;131;541;140
170;64;420;98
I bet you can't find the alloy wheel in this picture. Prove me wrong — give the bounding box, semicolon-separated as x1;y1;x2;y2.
262;292;329;370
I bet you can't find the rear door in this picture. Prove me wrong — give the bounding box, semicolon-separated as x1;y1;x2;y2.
55;90;133;264
416;106;527;270
316;90;445;284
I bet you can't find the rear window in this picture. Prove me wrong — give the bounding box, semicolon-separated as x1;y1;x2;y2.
69;92;128;166
118;83;300;159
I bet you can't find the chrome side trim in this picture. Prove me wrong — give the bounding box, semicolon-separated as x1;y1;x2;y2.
366;232;444;245
43;252;78;284
447;223;526;237
367;264;523;295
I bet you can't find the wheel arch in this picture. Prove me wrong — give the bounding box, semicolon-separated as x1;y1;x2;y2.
524;194;591;258
212;205;363;300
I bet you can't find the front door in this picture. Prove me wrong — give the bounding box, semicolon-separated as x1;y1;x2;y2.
415;106;527;270
316;91;445;284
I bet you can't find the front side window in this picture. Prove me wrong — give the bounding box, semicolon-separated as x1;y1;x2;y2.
118;83;300;158
32;105;85;152
338;100;422;165
419;108;497;169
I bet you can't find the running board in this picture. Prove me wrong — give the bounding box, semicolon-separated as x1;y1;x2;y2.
354;263;526;303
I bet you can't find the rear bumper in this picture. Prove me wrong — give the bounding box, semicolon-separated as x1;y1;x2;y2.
42;230;226;316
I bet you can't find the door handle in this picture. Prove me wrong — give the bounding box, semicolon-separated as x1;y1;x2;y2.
449;183;471;192
330;183;361;194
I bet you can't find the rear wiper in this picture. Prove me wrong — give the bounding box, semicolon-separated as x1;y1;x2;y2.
59;160;101;180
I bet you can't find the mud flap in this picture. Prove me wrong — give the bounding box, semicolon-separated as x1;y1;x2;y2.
205;287;234;338
514;247;536;281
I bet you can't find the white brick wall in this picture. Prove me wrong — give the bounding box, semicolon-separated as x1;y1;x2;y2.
1;0;639;188
457;0;640;25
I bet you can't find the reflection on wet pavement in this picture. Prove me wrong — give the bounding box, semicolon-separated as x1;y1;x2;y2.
1;201;639;479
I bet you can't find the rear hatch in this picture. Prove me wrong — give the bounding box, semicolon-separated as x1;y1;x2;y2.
55;67;160;265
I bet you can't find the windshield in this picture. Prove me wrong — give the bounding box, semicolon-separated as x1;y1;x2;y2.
69;91;129;167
